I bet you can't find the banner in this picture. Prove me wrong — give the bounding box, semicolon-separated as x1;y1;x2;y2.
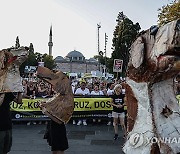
113;59;123;72
10;97;115;121
74;97;112;111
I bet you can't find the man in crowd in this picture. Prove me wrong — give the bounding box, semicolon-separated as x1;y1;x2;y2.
74;81;90;125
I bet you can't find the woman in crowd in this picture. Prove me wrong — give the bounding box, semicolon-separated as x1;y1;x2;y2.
99;82;107;96
91;85;104;96
26;81;37;99
111;84;126;140
22;79;28;98
37;82;48;98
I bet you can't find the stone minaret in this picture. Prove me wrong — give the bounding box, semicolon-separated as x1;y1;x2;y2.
48;26;53;56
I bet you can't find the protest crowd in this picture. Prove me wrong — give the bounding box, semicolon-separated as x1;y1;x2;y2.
19;73;180;138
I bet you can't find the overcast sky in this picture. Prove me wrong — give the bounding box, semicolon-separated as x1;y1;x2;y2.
0;0;170;59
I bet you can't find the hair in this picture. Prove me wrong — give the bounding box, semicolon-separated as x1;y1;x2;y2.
114;84;122;91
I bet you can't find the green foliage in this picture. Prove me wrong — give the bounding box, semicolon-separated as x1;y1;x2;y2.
109;12;141;77
158;0;180;26
20;50;56;75
94;55;105;65
29;43;34;53
43;54;57;70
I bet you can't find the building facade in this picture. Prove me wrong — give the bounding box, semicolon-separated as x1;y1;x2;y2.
55;50;100;73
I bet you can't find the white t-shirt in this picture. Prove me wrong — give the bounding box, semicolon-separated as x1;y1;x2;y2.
75;88;90;95
91;90;104;95
72;86;75;94
122;89;126;94
107;89;114;96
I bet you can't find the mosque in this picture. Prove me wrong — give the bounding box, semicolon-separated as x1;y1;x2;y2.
48;26;101;74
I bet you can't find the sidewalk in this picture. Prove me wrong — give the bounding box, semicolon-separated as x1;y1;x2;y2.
10;122;124;154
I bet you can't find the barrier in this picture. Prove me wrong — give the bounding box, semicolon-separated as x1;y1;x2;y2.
10;96;119;121
11;95;178;121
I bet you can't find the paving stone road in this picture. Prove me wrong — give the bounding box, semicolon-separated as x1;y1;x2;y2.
10;122;124;154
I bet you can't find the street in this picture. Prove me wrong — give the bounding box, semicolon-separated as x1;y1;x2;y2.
10;122;124;154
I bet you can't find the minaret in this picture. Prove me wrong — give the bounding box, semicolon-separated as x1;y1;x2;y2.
48;26;53;56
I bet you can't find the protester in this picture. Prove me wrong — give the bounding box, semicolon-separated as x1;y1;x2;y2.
106;82;115;126
22;79;28;98
74;81;90;126
91;85;104;95
110;84;126;140
25;81;37;99
37;82;48;97
0;92;22;154
91;85;104;124
107;82;114;96
99;82;107;95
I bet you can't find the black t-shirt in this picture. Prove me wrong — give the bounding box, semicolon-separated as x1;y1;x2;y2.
27;87;36;96
0;93;15;131
111;93;125;113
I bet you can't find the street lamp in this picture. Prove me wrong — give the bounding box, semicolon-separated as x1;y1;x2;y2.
104;33;108;77
97;23;101;71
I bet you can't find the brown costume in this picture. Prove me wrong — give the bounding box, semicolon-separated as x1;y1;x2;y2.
0;47;29;105
37;66;74;124
123;19;180;153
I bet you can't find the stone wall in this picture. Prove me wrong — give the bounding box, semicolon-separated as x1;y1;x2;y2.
56;62;99;73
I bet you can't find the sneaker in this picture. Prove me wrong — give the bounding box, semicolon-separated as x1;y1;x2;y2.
107;121;111;126
83;121;87;126
73;120;76;125
92;119;96;123
33;122;36;125
114;134;118;140
27;122;31;126
77;120;82;126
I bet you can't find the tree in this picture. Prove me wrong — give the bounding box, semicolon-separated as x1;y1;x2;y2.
15;36;20;49
42;54;56;70
19;51;38;75
158;0;180;26
94;55;105;65
94;55;111;73
110;12;141;77
29;43;34;53
20;52;56;75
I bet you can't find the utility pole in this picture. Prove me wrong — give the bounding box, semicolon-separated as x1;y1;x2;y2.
97;23;101;55
97;23;101;71
104;33;108;77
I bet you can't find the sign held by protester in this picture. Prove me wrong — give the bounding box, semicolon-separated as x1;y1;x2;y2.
113;59;123;72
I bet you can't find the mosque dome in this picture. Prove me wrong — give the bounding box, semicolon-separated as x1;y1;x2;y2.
66;50;85;61
54;56;65;62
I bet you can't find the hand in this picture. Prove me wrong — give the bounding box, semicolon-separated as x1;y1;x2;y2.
30;95;33;99
116;104;123;108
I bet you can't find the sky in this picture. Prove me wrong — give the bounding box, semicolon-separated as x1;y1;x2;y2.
0;0;171;59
